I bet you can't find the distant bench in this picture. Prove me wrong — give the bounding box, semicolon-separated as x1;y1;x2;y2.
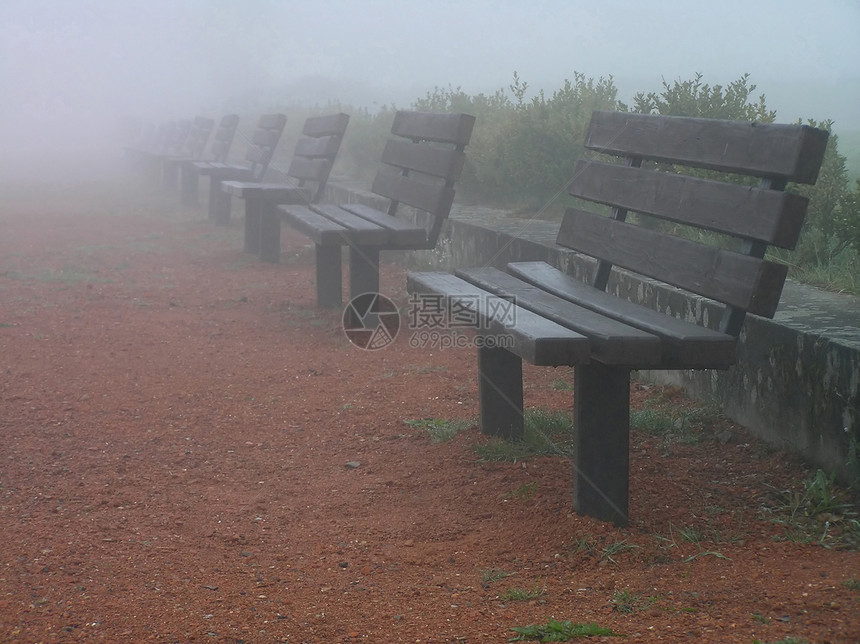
220;113;350;257
180;113;287;225
169;114;240;203
276;111;475;307
408;111;828;526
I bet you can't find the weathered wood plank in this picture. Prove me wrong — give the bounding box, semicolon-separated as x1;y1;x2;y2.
301;112;350;138
277;204;352;246
371;171;454;218
556;208;789;317
585;111;829;184
222;181;311;206
391;111;476;145
380;140;467;180
569;160;809;248
309;204;390;245
507;261;738;367
406;272;591;366
456;267;662;366
339;203;428;246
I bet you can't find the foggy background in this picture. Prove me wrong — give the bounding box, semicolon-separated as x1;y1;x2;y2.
1;0;858;183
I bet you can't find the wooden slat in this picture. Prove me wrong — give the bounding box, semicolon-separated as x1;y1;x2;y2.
569;160;809;248
277;205;351;246
371;171;454;218
407;272;591;366
585;111;829;184
391;111;476;145
301;112;349;138
507;261;738;367
557;208;789;316
339;203;428;246
257;113;287;130
294;135;342;159
287;157;330;183
380;140;466;180
308;204;390;245
251;128;280;147
457;267;662;366
221;181;310;203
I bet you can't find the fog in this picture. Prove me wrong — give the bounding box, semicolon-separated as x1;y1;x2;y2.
1;0;858;183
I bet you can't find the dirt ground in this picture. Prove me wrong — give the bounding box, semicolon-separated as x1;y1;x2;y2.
1;178;858;643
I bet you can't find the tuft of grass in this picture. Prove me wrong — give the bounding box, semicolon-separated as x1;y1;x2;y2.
499;584;546;602
611;590;654;614
404;417;472;443
752;638;812;644
600;539;639;564
508;482;539;500
652;522;731;562
761;469;860;549
842;577;860;590
549;377;572;391
480;567;516;585
509;619;620;641
474;409;573;462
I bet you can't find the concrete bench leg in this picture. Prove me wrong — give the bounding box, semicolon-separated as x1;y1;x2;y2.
259;212;281;263
316;245;342;308
180;166;200;207
209;180;231;225
477;346;524;440
349;246;380;299
243;198;263;254
573;363;630;526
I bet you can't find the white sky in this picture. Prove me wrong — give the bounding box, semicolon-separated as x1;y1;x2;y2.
1;0;858;180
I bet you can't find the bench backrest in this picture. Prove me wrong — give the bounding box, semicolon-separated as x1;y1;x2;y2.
285;112;350;203
183;116;215;158
241;113;288;181
165;119;192;155
208;114;240;163
559;111;829;336
371;110;476;244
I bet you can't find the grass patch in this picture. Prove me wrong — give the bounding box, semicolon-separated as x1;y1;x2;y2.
3;267;112;284
842;577;860;590
480;567;516;585
611;590;655;614
761;469;860;549
509;619;620;641
630;404;712;446
567;532;640;564
507;482;538;500
499;584;545;602
474;409;573;462
652;522;732;562
404;417;472;443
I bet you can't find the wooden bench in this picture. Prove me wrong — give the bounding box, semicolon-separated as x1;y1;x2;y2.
407;111;829;526
124;118;192;181
176;114;240;206
278;110;475;307
181;113;287;225
220;112;350;257
158;116;215;191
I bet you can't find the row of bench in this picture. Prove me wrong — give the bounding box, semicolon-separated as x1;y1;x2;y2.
125;109;829;526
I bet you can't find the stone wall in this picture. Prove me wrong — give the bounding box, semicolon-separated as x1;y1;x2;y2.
325;181;860;483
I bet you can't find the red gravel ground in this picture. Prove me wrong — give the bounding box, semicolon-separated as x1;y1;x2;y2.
1;178;858;643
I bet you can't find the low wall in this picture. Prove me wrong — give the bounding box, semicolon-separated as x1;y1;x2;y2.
325;181;860;483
